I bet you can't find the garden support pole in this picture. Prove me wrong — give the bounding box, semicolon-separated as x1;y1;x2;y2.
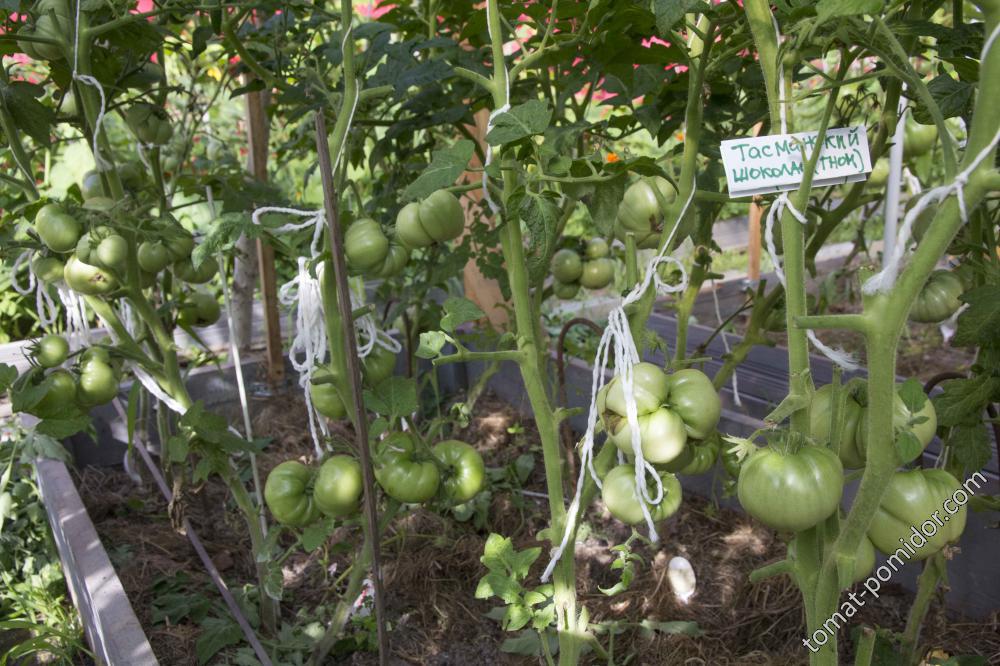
315;111;389;666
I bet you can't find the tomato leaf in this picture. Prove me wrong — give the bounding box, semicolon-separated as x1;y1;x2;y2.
519;192;560;287
947;422;992;479
0;81;55;147
653;0;706;34
301;518;336;552
195;616;242;665
954;286;1000;348
486;100;552;146
893;430;924;465
364;376;417;419
897;378;928;415
440;296;485;333
35;414;89;439
816;0;884;23
415;330;448;359
0;364;17;393
401;140;474;202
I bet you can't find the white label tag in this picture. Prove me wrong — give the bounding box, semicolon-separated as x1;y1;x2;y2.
721;125;872;197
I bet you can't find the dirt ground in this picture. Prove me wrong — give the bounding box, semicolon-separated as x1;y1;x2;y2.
76;392;1000;665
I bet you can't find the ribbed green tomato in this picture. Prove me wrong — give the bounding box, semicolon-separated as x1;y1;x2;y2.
32;334;69;368
310;366;347;419
551;248;583;283
553;280;579;299
602;465;682;525
580;258;614;289
417;189;465;242
855;387;937;465
64;255;117;295
374;433;440;503
125;103;174;145
584;237;609;259
345;219;390;272
31;255;65;284
363;347;396;385
433;440;485;504
909;270;964;323
868;468;967;559
137;241;172;273
313;455;363;518
177;293;220;328
666;369;721;440
264;461;321;527
617;176;676;233
904;123;937;159
809;384;865;469
395;202;434;249
76;360;118;406
737;442;843;532
373;238;410;278
661;433;720;476
609;406;687;464
35;204;81;253
31;370;77;417
601;362;670;418
173;256;218;284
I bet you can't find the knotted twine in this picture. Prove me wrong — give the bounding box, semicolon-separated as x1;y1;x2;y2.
72;0;111;171
762;15;859;371
481;0;510;215
540;183;696;582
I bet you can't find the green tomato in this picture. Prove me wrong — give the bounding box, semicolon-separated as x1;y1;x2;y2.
31;369;77;418
79;346;112;368
163;231;195;260
81;170;104;200
737;442;843;532
584;237;609;259
173;256;218;284
580;258;614;289
64;255;117;295
809;384;866;469
314;455;363;518
374;433;440;503
601;465;682;525
868;159;889;188
601;362;670;418
17;26;42;60
553;280;580;300
909;270;964;324
417;189;465;242
310;366;347;419
76;359;118;406
35;204;81;253
345;219;390;272
551;248;583;283
94;234;128;271
609;406;687;464
868;468;967;559
137;241;172;274
121;61;165;90
177;292;221;328
661;433;720;476
395;202;434;249
666;369;721;440
363;347;396;386
31;255;65;283
125;103;174;145
855;387;937;465
433;440;485;504
33;334;69;368
617;176;676;233
904;122;937;160
33;13;69;60
373;238;410;279
264;461;321;527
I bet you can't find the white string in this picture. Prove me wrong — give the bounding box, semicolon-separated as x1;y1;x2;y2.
902;166;922;195
10;251;36;297
481;0;511;215
10;250;61;331
771;15;788;135
72;0;110;171
763;195;860;371
710;280;741;407
541;183;696;582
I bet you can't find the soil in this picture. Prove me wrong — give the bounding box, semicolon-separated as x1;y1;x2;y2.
76;392;1000;665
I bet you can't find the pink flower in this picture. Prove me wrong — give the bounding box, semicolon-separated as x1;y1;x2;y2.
356;2;394;19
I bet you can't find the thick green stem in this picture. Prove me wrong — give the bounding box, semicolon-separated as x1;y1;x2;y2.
900;554;944;664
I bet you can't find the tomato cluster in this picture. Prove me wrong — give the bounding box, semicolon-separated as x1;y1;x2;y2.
373;433;485;506
264;455;364;527
394;189;465;249
550;238;615;299
23;336;123;418
614;176;676;249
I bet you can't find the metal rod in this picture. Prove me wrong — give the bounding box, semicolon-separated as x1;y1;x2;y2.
313;111;389;664
110;398;274;666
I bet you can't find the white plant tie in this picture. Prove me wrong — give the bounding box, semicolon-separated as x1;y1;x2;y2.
133;365;186;414
764;195;859;371
902;166;922;196
350;289;402;359
11;251;61;329
481;0;511;215
251;206;326;256
278;257;330;456
710;280;741;407
541;183;696;582
862;126;1000;295
72;0;111;171
772;15;789;136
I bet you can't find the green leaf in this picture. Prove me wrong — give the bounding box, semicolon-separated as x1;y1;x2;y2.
954;286;1000;348
440;296;485;333
947;423;992;478
301;519;336;552
195;617;243;665
476;571;523;604
653;0;706;34
364;376;417;419
503;603;533;631
0;81;55;147
897;378;928;415
519;193;560;287
193;212;262;266
912;74;974;124
168;435;189;464
816;0;884;23
933;376;1000;427
0;363;17;393
589;176;627;236
401;140;474;201
481;533;517;572
35;414;89;439
894;431;924;465
486;100;552;146
415;331;448;359
500;630;543;656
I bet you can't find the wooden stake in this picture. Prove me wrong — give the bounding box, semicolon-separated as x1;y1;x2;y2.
747;122;764;281
313;112;389;665
245;83;284;384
